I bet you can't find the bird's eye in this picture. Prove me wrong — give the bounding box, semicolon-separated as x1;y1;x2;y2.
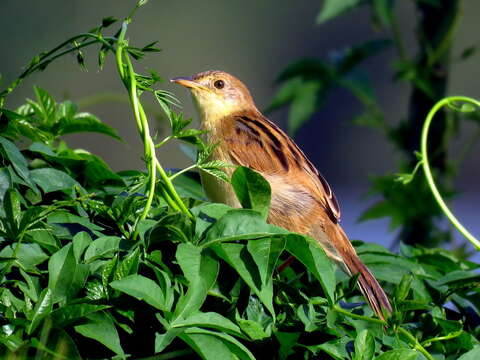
213;80;225;89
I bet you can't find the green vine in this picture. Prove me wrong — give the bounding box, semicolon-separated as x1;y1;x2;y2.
396;326;434;360
400;96;480;250
113;18;193;239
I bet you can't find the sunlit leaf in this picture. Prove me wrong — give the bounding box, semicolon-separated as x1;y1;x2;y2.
316;0;363;24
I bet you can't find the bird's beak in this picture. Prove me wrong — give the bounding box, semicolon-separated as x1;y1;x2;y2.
170;76;208;91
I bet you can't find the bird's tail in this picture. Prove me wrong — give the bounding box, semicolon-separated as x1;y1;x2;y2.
345;252;392;320
331;226;392;320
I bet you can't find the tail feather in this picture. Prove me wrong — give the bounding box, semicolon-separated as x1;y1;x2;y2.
329;224;392;320
349;255;392;320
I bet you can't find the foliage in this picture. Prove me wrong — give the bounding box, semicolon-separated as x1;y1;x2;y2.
269;0;475;249
0;1;479;359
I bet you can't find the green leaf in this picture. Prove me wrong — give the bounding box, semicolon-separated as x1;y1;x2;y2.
102;257;117;297
200;167;229;183
0;167;11;201
231;166;271;220
174;172;205;201
113;247;140;280
3;188;21;233
30;330;82;359
155;327;185;353
459;103;476;113
202;209;287;247
72;231;93;262
354;329;375;360
339;70;375;105
175;243;219;318
288;80;321;135
275;331;300;360
47;210;104;233
458;346;480;360
74;311;124;356
285;234;336;305
147;212;192;246
84;236;121;262
48;243;89;303
0;243;49;271
211;242;274;317
266;77;303;112
337;40;391;74
0;136;36;189
435;270;480;288
101;16;118;28
26;228;59;252
27;288;53;334
373;0;395;27
316;0;363;24
359;200;402;229
180;327;255;360
180;331;234;360
236;319;269;341
191;202;232;239
28;141;56;156
238;296;273;339
51;303;111;327
33;86;56;124
172;312;243;338
247;237;285;287
31;168;80;193
56;112;121;140
84;156;124;186
110;274;168;311
307;337;350;359
375;349;417;360
19;268;40;302
394;274;413;301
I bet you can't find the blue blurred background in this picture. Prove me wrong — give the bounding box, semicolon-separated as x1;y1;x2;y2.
1;0;479;251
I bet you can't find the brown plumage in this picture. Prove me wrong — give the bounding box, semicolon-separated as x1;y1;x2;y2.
172;70;392;319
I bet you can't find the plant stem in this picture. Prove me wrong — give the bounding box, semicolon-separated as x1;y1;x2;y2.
115;20;192;223
333;305;387;325
421;96;480;250
169;164;198;181
155;135;172;148
155;159;193;219
421;330;462;347
397;326;434;360
0;34;116;107
115;21;157;240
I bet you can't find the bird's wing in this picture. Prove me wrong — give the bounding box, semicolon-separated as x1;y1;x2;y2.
220;111;341;222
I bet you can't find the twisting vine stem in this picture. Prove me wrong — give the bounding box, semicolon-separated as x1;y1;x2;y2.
114;19;193;240
396;326;434;360
115;23;157;240
420;96;480;250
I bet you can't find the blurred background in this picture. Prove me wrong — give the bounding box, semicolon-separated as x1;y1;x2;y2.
1;0;479;250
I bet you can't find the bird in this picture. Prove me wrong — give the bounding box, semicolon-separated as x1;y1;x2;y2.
171;70;392;319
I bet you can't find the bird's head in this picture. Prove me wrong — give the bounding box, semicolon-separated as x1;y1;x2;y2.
171;70;256;127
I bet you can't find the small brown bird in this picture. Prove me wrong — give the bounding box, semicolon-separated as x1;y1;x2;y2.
171;70;392;319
